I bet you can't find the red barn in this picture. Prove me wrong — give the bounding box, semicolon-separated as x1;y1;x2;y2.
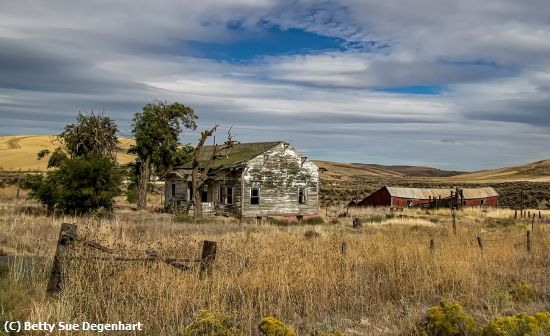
357;186;499;208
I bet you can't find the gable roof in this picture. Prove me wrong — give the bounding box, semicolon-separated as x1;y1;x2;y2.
384;186;498;199
176;141;284;170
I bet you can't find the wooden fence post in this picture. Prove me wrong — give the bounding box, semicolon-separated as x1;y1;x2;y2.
451;209;457;235
341;242;348;256
531;213;535;232
47;223;77;295
514;210;517;219
199;240;217;279
429;239;435;253
15;169;21;200
526;231;531;253
476;236;483;251
539;211;542;220
352;217;362;229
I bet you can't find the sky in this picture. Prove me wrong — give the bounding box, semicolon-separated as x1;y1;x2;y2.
1;0;550;171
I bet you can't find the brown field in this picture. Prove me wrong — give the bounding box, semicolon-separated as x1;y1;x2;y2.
1;193;549;335
0;135;136;171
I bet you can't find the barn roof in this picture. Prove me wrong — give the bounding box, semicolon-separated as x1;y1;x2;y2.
176;141;284;170
385;186;498;199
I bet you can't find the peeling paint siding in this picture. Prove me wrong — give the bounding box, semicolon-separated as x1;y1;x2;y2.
242;143;319;218
164;176;188;207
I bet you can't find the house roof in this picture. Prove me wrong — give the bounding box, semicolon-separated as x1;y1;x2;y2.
176;141;284;170
384;186;498;199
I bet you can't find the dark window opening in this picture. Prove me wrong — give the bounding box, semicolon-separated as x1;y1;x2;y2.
201;189;208;203
407;200;413;207
480;199;485;206
298;187;307;204
171;183;176;198
219;186;233;205
251;187;260;205
227;187;233;205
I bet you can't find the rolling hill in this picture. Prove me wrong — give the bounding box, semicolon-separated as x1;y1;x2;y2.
0;135;135;171
1;135;550;183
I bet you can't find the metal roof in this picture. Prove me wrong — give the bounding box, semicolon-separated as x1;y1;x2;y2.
385;186;498;199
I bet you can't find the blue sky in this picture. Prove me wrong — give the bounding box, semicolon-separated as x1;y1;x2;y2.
1;0;550;170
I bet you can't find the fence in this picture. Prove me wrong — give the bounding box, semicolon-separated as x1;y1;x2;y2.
47;223;217;295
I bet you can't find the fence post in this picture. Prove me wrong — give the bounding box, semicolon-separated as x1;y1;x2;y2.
429;239;435;253
451;209;457;235
526;231;531;253
514;210;517;219
341;242;348;256
47;223;77;295
476;236;483;251
531;213;535;232
199;240;217;279
352;217;362;229
539;211;542;220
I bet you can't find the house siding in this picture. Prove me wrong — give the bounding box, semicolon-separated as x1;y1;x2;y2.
241;143;319;218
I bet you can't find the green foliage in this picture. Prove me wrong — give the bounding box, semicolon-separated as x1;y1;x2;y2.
482;312;550;336
59;112;119;159
258;317;297;336
182;310;240;336
420;300;480;336
130;101;197;176
25;155;123;215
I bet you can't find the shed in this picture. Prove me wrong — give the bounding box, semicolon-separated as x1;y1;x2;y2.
357;186;499;208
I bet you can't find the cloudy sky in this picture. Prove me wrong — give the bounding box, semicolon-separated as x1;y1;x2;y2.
1;0;550;171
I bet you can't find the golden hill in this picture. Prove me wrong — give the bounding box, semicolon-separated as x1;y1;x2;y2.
0;135;136;171
443;160;550;183
314;160;403;179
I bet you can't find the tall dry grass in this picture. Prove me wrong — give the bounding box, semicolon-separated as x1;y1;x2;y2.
1;202;549;335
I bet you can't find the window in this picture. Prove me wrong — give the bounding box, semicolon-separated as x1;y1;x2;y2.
201;189;208;203
171;183;176;198
227;187;233;205
298;187;307;204
480;199;485;206
251;187;260;205
219;186;233;205
407;200;413;207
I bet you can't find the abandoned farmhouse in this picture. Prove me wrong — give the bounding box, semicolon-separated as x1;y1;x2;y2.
165;142;320;219
356;186;499;208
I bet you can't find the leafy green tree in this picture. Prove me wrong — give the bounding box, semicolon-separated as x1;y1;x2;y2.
130;101;197;209
24;113;123;215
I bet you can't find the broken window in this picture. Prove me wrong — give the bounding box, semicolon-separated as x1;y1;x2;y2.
171;183;176;198
298;187;307;204
251;187;260;205
219;186;233;205
227;187;233;204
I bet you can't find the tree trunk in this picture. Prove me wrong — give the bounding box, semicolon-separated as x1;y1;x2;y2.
137;156;150;210
192;168;203;219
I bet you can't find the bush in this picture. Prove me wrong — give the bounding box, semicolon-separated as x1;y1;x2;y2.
24;155;124;215
258;317;296;336
182;310;240;336
509;281;534;304
482;312;550;336
420;300;480;336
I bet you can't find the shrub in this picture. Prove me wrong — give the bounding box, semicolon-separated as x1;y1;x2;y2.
303;217;325;225
508;281;534;304
182;310;240;336
420;300;480;336
258;317;296;336
482;312;550;336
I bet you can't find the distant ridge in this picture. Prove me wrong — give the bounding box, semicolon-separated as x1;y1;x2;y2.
362;164;465;177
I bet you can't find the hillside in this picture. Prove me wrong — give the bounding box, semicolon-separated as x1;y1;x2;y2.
314;160;403;179
360;163;464;177
0;135;135;171
445;160;550;183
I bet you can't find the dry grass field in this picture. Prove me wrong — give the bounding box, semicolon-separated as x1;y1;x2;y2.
1;192;549;335
0;136;136;171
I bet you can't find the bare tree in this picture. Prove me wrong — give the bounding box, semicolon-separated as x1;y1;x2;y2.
191;125;234;219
